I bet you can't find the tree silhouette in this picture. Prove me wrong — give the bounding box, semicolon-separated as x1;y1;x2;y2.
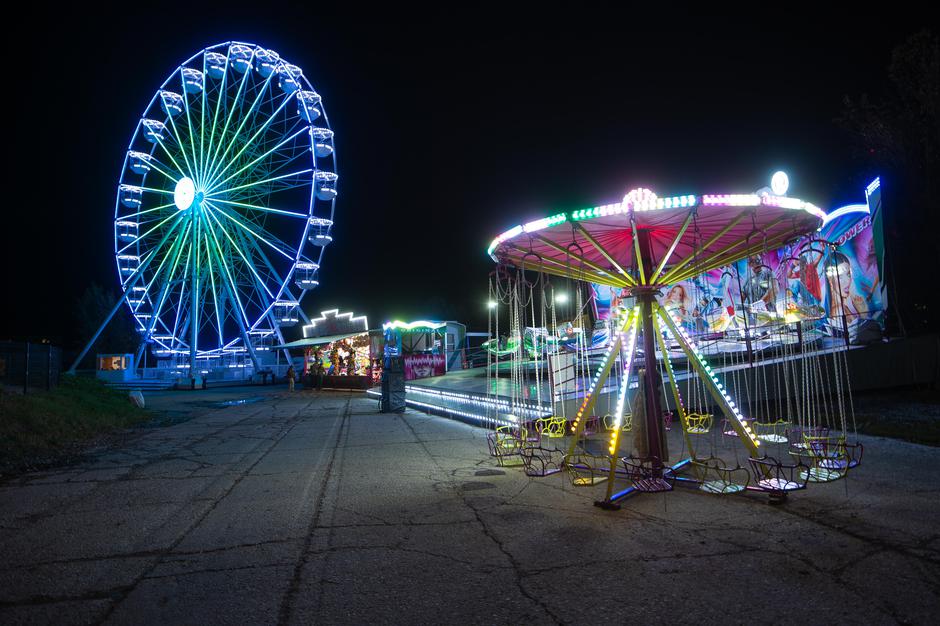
838;30;939;333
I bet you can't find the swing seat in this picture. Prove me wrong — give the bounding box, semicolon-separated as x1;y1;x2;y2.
663;411;673;431
536;417;568;438
564;451;610;487
685;413;713;435
786;426;830;453
603;413;632;432
721;418;753;437
486;426;528;467
521;446;565;477
701;479;747;494
622;456;675;493
801;466;844;482
520;420;542;442
793;438;863;482
583;415;600;436
572;475;608;486
748;456;809;492
691;457;749;495
754;420;790;444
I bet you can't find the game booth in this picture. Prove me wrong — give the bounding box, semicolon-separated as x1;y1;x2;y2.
276;309;382;390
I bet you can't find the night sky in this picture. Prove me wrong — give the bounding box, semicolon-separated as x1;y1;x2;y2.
6;7;932;350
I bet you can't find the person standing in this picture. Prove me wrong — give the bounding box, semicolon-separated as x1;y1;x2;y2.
287;365;296;392
315;358;325;390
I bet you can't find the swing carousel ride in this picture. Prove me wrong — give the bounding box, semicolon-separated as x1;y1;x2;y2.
484;185;863;508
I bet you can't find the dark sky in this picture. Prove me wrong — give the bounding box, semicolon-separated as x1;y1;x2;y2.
6;6;931;349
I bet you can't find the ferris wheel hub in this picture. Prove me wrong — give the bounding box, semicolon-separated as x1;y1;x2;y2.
174;176;197;211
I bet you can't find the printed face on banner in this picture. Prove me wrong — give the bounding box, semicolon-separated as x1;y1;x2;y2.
403;353;445;380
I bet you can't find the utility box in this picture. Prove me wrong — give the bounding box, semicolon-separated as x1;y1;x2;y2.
381;356;405;413
96;354;135;383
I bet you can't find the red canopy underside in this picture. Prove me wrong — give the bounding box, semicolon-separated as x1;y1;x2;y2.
495;204;822;287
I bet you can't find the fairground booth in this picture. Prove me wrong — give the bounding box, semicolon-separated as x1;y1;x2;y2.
276;309;382;389
382;320;467;380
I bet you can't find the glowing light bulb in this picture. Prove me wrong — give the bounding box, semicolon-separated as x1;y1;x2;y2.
771;171;789;195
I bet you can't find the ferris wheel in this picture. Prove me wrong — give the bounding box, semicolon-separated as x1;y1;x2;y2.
106;41;336;373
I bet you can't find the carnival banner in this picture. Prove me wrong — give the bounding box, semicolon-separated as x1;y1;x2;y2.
403;353;446;380
592;179;886;342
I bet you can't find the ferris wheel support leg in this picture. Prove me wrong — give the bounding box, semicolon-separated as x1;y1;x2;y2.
268;322;292;369
68;216;184;374
134;341;148;373
68;295;132;374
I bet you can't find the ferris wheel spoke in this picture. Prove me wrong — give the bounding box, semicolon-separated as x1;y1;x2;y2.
161;108;198;180
142;158;183;186
178;69;204;187
120;214;185;289
203;48;232;180
235;229;284;305
204;80;292;187
152;232;191;336
205;125;310;193
198;58;209;185
203;69;279;186
204;59;255;189
119;201;176;220
137;186;177;197
205;207;284;303
207;168;312;197
202;205;276;300
151;135;190;180
240;229;288;292
203;232;226;347
203;212;254;330
205;196;308;220
170;241;193;348
116;211;182;254
208;222;285;322
133;230;180;308
204;89;297;190
203;201;296;260
143;223;192;337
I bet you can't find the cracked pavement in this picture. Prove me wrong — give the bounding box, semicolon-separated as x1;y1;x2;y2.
1;389;939;624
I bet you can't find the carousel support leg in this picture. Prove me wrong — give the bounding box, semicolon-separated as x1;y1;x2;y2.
564;318;630;460
638;291;667;475
657;307;762;459
596;313;640;510
652;307;696;461
634;228;669;474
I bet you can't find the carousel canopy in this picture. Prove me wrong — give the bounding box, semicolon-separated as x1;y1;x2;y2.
487;187;825;289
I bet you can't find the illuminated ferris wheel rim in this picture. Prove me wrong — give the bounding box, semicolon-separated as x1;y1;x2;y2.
113;41;338;363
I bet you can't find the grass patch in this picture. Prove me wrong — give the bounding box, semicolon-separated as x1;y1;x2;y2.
853;387;940;447
0;376;150;472
855;418;940;446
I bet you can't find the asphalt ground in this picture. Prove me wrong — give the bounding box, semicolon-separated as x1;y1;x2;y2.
1;389;938;625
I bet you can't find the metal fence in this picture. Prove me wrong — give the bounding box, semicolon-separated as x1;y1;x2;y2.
0;342;62;392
